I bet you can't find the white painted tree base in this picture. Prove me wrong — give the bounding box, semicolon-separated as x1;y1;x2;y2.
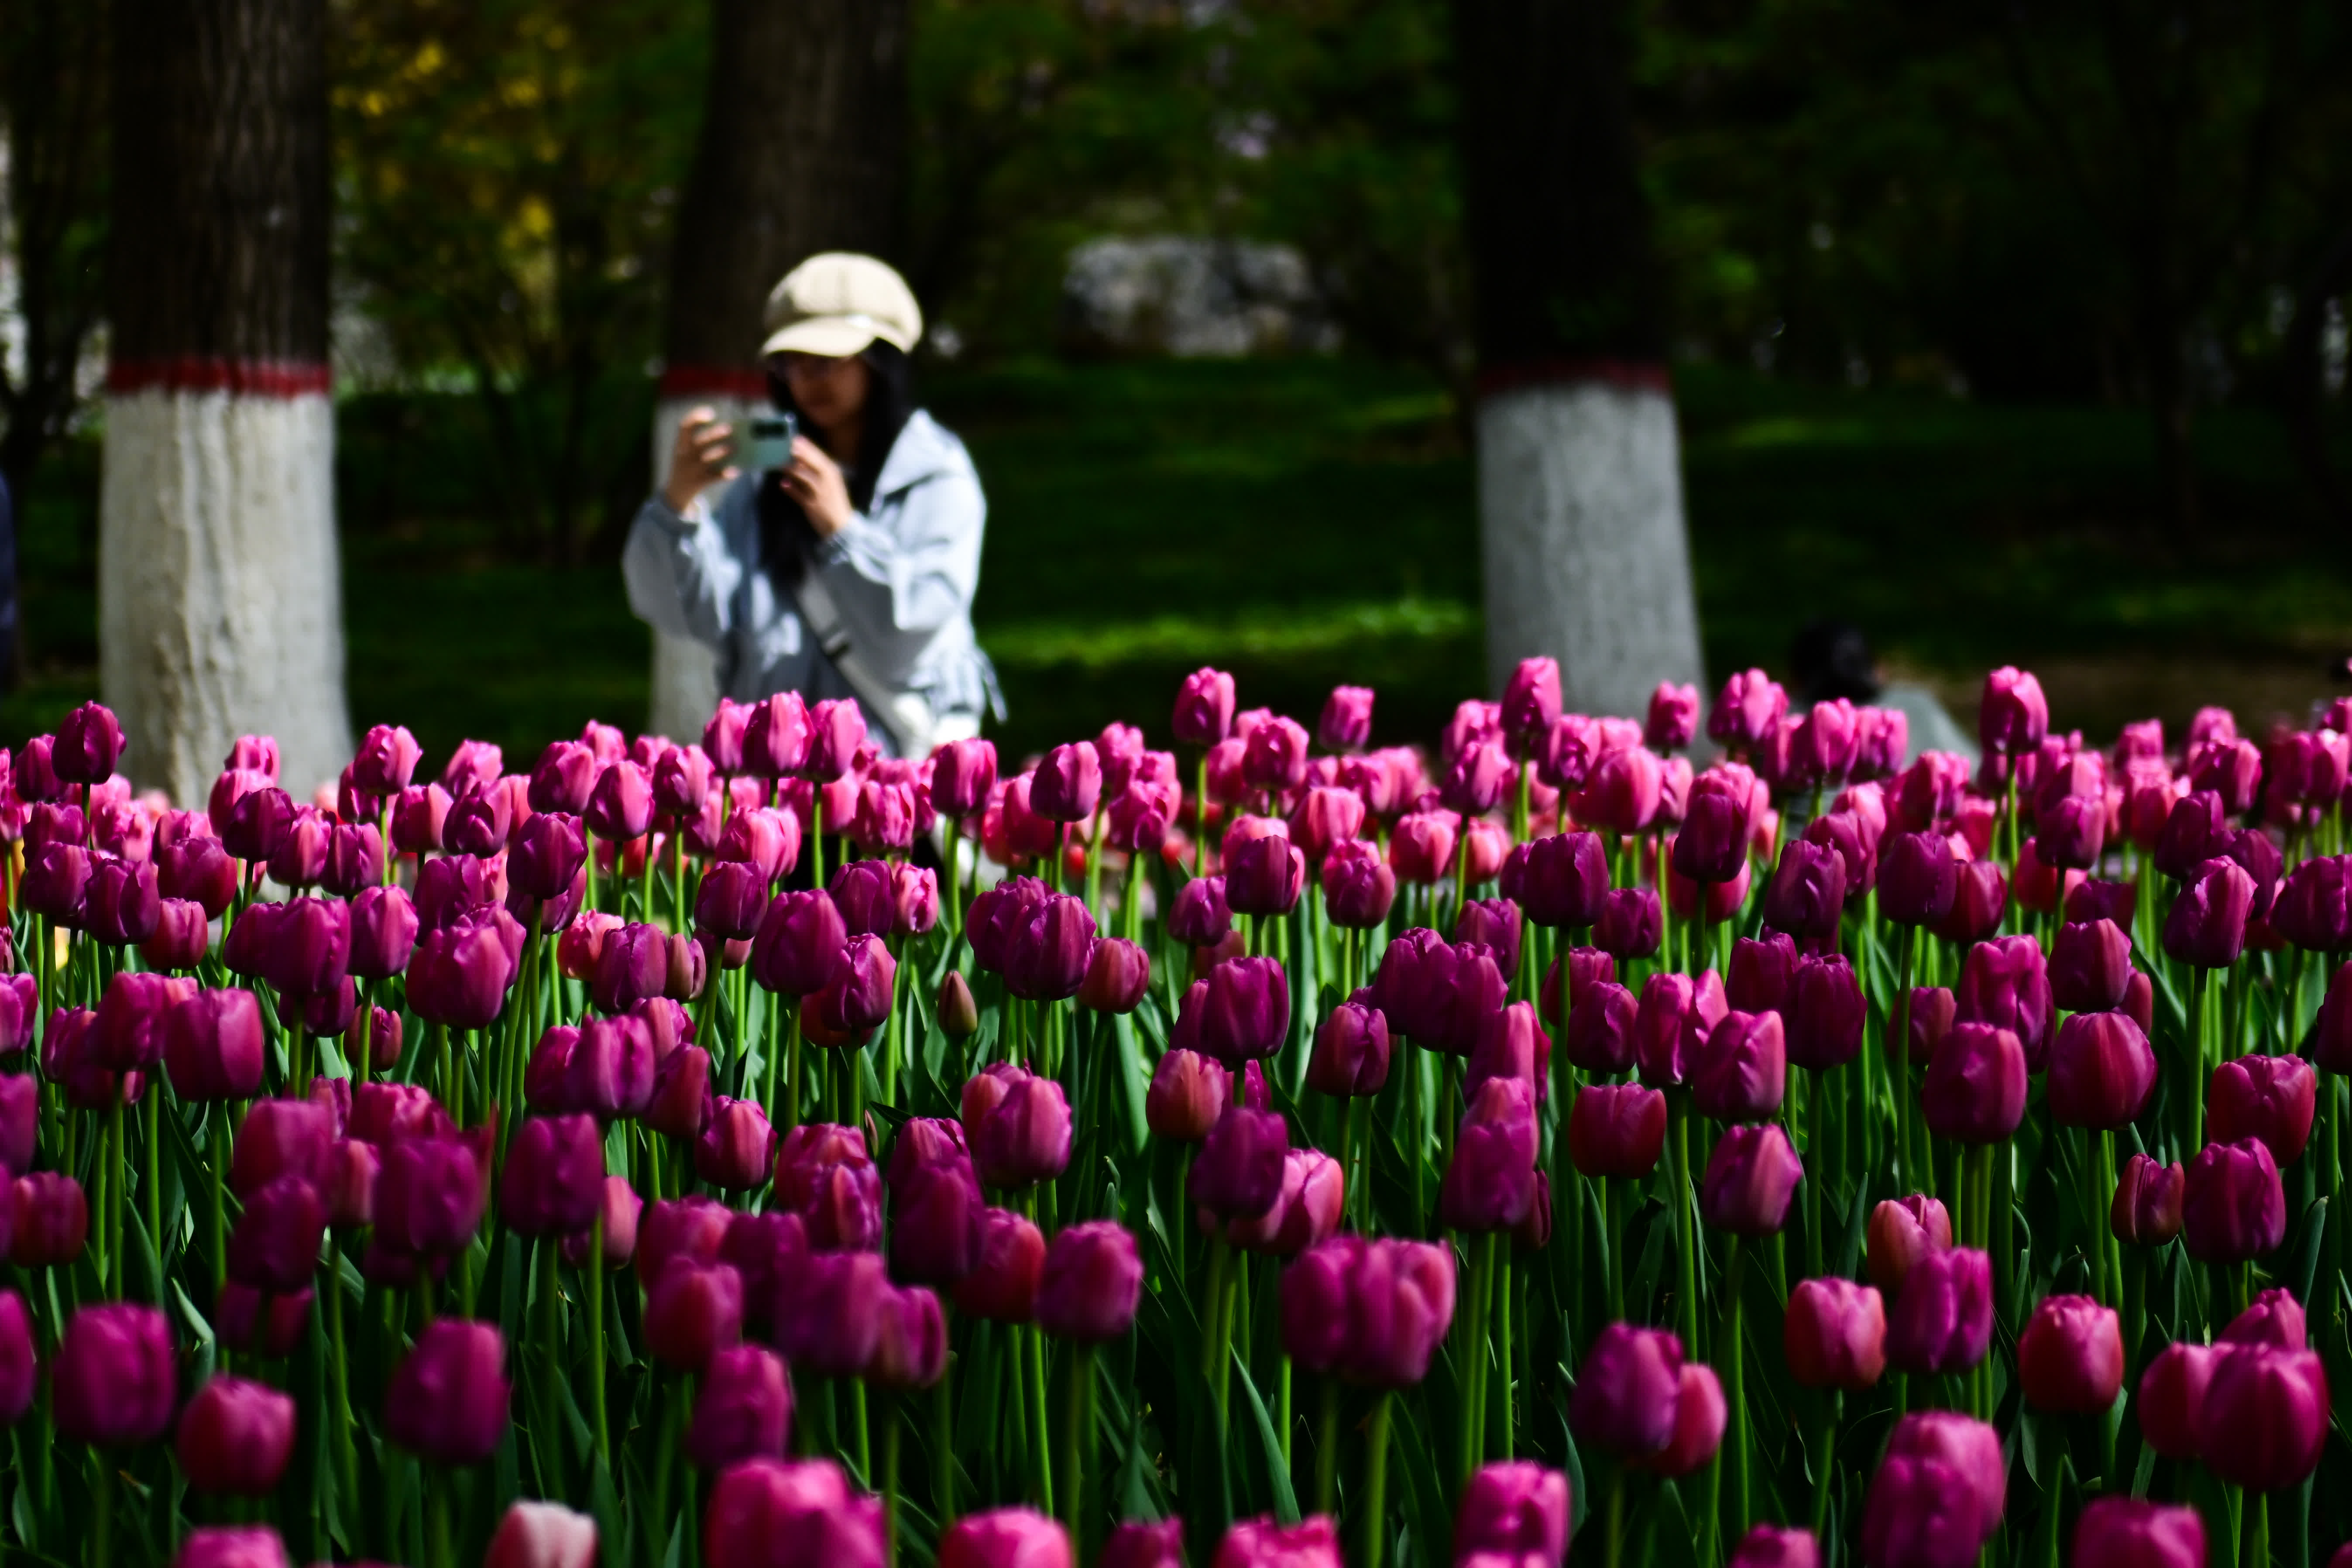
1477;380;1706;720
644;394;745;741
100;388;354;807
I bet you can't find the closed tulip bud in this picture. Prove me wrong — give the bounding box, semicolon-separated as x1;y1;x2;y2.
1465;1000;1549;1106
1190;1104;1289;1221
1543;945;1620;1028
220;785;296;864
827;858;895;938
1700;1122;1803;1235
1670;780;1751;887
1279;1235;1455;1387
21;841;90;925
1373;930;1504;1055
230;1097;332;1195
1897;986;1953;1066
90;969;184;1070
499;1114;605;1236
2182;1137;2285;1263
689;1096;772;1190
176;1376;296;1496
321;1138;381;1229
1781;954;1863;1069
1725;932;1796;1019
376;1134;488;1256
590;921;668;1015
1877;831;1957;927
158;837;237;919
0;978;34;1064
1861;1453;1985;1568
1579;745;1662;834
1191;955;1290;1065
1147;1048;1229;1139
702;1456;886;1568
1631;1362;1726;1480
2270;855;2352;950
751;891;847;997
685;1342;793;1470
49;701;121;783
2209;1053;2316;1163
1164;878;1230;951
226;1173;327;1293
1517;832;1609;929
347;885;417;980
940;1206;1043;1323
1453;898;1522;976
2136;1341;2219;1459
1728;1526;1820;1568
962;1066;1072;1189
1952;934;2051;1067
1441;1077;1539;1232
2199;1344;2329;1491
347;1080;453;1146
1225;834;1305;918
1452;1461;1569;1567
54;1301;175;1445
2071;1499;2204;1568
929;737;998;817
1762;839;1846;941
1642;681;1699;750
773;1125;883;1251
645;1258;744;1372
1694;1006;1786;1122
482;1502;598;1568
259;895;349;998
1321;840;1397;928
1635;968;1726;1088
1564;980;1637;1074
1031;740;1102;823
87;857;160;946
812;934;893;1036
2047;921;2129;1014
1784;1277;1886;1391
1885;1247;1993;1376
935;1510;1073;1568
1588;889;1660;963
1567;1322;1683;1458
0;1078;31;1176
2110;1152;2184;1245
584;760;653;842
10;1171;88;1266
2220;1287;2307;1352
1035;1220;1143;1342
1388;810;1457;884
2164;856;2255;968
1305;1000;1389;1097
1921;1022;2026;1144
352;722;422;795
1098;1520;1185;1568
409;913;518;1028
2046;1012;2157;1129
2016;1293;2123;1414
775;1249;888;1376
1568;1082;1667;1179
386;1318;508;1466
140;897;209;971
1928;856;2006;944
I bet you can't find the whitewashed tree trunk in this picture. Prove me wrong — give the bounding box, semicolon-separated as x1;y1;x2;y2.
644;385;754;739
1477;379;1705;719
101;374;350;806
106;0;348;804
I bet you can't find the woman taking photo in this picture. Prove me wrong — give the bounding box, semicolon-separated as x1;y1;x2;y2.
625;252;998;756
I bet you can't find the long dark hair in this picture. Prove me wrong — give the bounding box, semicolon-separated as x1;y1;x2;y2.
757;342;914;587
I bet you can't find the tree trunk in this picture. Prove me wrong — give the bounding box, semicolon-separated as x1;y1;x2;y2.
101;0;350;805
647;0;910;741
1454;0;1705;721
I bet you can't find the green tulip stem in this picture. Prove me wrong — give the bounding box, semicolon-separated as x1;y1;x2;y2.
1724;1234;1749;1542
1061;1341;1095;1548
944;824;963;941
883;1392;902;1568
934;1355;958;1527
1806;1070;1826;1281
1027;1325;1053;1513
1605;1466;1626;1568
1458;1229;1497;1483
1361;1390;1394;1568
588;1211;610;1470
1811;1392;1840;1536
2188;966;2211;1153
1670;1094;1700;1356
1315;1376;1341;1517
1892;925;1916;1197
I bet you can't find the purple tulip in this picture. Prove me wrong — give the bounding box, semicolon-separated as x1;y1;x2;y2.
2017;1293;2124;1415
408;912;518;1028
1785;954;1864;1069
177;1376;297;1496
374;1133;488;1257
1885;1247;1993;1376
1783;1277;1886;1392
1439;1077;1539;1232
1279;1235;1455;1387
1762;838;1845;941
1005;895;1095;1002
499;1114;605;1236
1921;1022;2026;1144
1225;833;1305;918
1146;1048;1228;1141
1453;1460;1569;1567
1036;1221;1142;1341
702;1456;885;1568
775;1249;888;1377
1693;1009;1786;1121
387;1318;509;1465
1699;1122;1803;1235
1728;1526;1820;1568
226;1173;327;1293
1877;831;1957;927
697;1097;777;1190
2071;1499;2205;1568
1190;1105;1289;1220
645;1258;745;1372
1517;832;1609;928
687;1343;794;1469
1567;1321;1682;1457
1635;968;1727;1088
2163;856;2255;969
2208;1053;2317;1164
2198;1343;2330;1491
2045;1012;2156;1130
752;890;848;997
53;1302;175;1445
584;759;654;842
1564;980;1638;1075
1032;741;1102;822
2182;1138;2286;1263
1078;938;1151;1014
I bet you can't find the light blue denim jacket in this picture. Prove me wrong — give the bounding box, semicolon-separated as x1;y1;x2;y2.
622;409;1001;749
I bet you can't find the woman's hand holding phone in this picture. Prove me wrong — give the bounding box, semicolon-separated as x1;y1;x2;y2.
783;436;855;538
663;406;737;514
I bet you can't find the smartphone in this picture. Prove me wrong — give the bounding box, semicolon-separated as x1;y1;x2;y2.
744;412;798;473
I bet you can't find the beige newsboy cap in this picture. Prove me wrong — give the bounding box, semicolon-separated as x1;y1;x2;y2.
760;252;924;359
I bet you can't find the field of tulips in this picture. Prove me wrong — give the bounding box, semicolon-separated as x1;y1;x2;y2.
3;656;2349;1568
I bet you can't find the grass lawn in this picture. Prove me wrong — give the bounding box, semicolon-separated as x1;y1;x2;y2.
9;356;2350;782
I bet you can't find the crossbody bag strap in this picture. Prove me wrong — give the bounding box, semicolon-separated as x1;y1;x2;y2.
788;569;937;759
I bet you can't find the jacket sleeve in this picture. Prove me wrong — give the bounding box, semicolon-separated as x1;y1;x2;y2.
810;464;985;656
622;492;745;647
